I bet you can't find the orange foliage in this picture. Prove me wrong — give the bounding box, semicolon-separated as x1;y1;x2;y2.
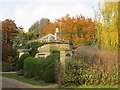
42;15;95;46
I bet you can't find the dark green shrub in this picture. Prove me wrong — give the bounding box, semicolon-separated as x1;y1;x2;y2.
42;68;55;83
40;51;60;79
24;49;60;82
24;57;46;78
16;53;30;71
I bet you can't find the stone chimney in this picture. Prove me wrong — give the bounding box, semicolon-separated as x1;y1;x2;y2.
55;28;60;40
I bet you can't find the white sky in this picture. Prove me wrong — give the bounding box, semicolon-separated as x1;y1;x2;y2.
0;0;104;32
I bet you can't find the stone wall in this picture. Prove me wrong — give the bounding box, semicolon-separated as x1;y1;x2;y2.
36;43;71;58
49;44;70;50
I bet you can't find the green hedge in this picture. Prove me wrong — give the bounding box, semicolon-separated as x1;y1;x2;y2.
24;50;60;83
41;53;60;73
42;68;55;83
16;53;30;71
24;57;45;77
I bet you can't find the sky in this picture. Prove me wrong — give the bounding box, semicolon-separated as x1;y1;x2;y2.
0;0;104;32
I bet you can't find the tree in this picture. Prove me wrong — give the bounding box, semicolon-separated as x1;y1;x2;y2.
2;19;19;62
94;1;118;49
29;18;50;36
13;29;37;49
42;15;96;46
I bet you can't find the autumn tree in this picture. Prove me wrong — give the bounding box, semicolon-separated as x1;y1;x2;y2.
42;22;57;37
95;1;119;49
2;19;19;62
29;18;50;36
42;15;96;46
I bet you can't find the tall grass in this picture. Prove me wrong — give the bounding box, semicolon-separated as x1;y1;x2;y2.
74;46;118;74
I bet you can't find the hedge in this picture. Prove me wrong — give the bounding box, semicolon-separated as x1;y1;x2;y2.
42;68;55;83
24;57;45;77
16;53;30;71
24;50;60;82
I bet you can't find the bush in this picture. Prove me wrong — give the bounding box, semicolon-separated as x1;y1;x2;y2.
41;52;60;73
58;58;118;87
24;57;45;78
73;47;118;85
24;49;60;82
42;68;55;83
16;53;30;71
59;59;88;86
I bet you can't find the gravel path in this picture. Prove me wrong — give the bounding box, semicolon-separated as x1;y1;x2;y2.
1;76;58;88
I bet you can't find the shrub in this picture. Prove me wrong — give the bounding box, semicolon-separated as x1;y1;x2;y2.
24;49;60;82
73;47;118;85
16;53;30;71
58;58;118;87
24;57;45;78
42;68;55;83
41;52;60;73
59;59;88;86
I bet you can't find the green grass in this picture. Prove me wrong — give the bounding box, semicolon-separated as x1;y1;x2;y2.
60;84;119;88
2;73;53;86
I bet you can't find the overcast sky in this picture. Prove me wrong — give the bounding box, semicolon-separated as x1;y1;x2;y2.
0;0;104;32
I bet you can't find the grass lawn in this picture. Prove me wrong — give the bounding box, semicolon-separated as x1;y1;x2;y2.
2;73;53;86
61;85;119;88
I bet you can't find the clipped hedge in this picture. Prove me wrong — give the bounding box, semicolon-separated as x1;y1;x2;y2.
24;57;45;78
41;52;60;73
16;53;30;71
42;68;55;83
24;50;60;82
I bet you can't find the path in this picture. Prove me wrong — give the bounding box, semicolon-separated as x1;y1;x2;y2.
1;76;57;88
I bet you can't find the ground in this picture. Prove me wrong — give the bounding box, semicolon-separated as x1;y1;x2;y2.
1;72;57;88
